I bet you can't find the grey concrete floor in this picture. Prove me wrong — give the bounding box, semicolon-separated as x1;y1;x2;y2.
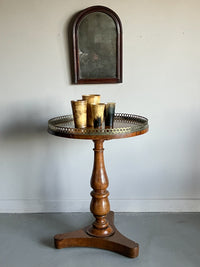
0;212;200;267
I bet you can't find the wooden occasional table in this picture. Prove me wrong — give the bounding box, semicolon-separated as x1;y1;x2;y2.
48;113;148;258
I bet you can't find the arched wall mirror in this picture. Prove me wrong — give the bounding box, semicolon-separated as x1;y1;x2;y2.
72;6;122;84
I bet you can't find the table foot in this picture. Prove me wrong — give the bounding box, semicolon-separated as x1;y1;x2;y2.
54;211;139;258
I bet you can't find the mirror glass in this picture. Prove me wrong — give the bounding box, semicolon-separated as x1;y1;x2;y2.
78;12;117;79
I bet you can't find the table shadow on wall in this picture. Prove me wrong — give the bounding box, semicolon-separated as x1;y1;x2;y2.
0;104;76;213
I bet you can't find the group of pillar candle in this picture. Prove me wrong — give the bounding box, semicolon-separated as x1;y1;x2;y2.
71;94;115;129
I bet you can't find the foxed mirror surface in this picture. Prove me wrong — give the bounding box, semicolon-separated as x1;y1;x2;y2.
78;12;117;79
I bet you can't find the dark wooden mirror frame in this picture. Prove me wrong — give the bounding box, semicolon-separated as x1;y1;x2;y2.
72;6;122;84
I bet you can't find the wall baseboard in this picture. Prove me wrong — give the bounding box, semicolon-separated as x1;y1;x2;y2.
0;199;200;213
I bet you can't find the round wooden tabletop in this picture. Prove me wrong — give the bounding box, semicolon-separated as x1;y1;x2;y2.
48;113;149;140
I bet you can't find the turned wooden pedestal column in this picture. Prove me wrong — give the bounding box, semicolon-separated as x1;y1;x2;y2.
48;113;149;258
87;140;114;237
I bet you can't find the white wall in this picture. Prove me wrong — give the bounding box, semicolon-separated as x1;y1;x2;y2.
0;0;200;212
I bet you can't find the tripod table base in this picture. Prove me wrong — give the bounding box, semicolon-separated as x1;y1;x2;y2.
54;211;139;258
